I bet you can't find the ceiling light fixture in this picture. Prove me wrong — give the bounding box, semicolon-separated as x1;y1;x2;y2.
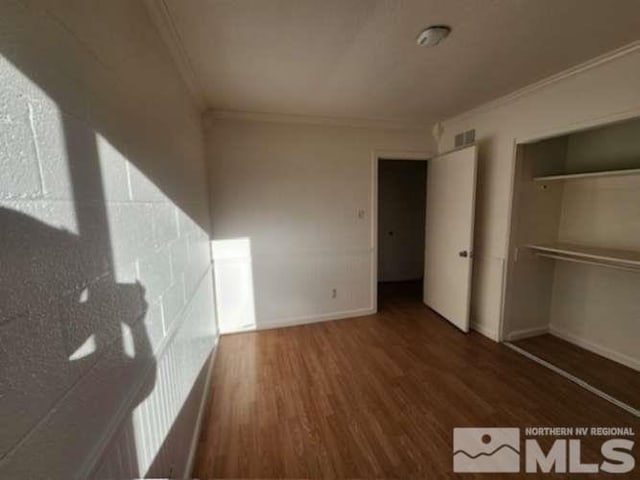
416;25;451;47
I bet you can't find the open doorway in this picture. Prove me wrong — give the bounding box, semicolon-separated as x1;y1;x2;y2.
373;146;477;330
377;159;428;308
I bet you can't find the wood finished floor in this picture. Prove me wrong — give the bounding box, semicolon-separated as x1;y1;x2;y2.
194;281;639;478
512;333;640;410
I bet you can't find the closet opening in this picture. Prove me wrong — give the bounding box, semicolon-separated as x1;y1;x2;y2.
502;116;640;415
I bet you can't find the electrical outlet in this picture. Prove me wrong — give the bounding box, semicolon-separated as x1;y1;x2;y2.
357;209;365;219
331;288;337;299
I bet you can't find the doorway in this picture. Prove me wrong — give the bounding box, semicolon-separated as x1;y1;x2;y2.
377;159;427;307
372;146;477;331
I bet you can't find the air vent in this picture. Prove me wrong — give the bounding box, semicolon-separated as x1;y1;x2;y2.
454;129;476;148
464;129;475;144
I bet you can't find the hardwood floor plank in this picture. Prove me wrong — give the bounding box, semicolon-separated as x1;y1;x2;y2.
194;282;639;478
513;333;640;410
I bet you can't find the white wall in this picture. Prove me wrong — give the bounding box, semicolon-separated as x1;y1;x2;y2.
566;116;640;173
206;117;433;332
550;151;640;369
549;262;640;371
377;160;427;282
438;43;640;340
0;1;216;478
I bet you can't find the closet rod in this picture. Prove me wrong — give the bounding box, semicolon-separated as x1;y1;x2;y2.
536;252;640;273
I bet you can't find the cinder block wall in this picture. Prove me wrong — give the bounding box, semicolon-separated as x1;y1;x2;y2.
0;1;217;478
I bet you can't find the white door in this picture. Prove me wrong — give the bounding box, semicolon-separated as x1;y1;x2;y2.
423;145;477;332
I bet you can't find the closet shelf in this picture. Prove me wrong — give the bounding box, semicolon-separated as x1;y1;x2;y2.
533;167;640;182
526;243;640;270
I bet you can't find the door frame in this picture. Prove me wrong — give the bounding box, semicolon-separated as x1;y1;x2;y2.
371;150;433;312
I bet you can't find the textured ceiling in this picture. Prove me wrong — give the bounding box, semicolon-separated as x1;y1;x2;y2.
165;0;640;124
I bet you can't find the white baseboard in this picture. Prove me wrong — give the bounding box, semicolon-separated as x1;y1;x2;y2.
549;326;640;372
507;325;549;341
220;307;376;334
470;321;499;342
184;338;219;478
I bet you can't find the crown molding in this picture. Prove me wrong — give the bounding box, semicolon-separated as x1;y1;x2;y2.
143;0;207;110
444;40;640;124
204;109;433;131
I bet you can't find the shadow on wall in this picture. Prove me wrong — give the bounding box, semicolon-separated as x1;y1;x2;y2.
468;136;492;324
1;3;217;476
0;111;155;476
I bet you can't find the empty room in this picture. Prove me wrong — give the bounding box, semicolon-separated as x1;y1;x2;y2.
2;1;640;478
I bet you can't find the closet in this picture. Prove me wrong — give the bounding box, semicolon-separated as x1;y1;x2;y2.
503;116;640;412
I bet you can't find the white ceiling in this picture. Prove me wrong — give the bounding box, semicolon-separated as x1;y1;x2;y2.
164;0;640;124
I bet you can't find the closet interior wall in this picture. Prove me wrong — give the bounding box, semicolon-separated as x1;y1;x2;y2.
504;117;640;371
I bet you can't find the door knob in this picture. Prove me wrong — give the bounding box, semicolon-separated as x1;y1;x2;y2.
459;250;469;258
